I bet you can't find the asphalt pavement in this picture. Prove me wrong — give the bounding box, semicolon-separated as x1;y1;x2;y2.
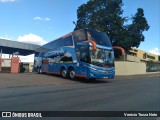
0;73;159;119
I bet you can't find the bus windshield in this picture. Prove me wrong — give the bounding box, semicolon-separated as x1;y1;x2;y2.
86;29;112;47
89;47;114;67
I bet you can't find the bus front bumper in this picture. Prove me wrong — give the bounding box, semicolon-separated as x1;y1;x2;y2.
87;68;115;79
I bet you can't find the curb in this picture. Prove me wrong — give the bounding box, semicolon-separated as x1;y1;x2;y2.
115;73;160;80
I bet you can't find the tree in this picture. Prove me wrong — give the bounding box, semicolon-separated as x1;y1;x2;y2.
127;8;150;48
74;0;149;52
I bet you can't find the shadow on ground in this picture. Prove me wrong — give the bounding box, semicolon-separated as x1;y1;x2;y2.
43;73;111;84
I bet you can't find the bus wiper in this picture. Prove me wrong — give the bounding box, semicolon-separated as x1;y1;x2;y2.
94;62;104;67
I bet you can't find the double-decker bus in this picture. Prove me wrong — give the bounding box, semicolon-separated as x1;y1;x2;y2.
34;29;115;79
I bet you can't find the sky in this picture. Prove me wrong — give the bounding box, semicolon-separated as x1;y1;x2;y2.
0;0;160;62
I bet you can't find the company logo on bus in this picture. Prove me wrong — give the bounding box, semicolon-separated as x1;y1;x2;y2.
44;49;64;57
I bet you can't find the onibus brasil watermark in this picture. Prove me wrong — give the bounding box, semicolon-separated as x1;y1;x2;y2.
2;112;42;118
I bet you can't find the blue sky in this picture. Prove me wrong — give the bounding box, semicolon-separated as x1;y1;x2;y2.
0;0;159;61
123;0;160;55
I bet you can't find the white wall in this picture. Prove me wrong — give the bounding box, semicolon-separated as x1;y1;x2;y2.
115;61;146;75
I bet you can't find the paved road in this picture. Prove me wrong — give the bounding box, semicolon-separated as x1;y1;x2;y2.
0;73;159;112
0;73;160;120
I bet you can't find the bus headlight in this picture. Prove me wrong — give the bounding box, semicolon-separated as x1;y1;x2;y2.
90;73;95;76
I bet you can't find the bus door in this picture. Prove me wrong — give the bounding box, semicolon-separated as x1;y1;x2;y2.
42;59;49;72
75;45;90;75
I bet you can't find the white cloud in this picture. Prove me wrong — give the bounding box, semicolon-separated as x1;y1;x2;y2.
17;33;47;45
45;17;50;21
149;48;160;55
0;36;11;40
0;0;16;2
33;17;42;21
33;17;50;22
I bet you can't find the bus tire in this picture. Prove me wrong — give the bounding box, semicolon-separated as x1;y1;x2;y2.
69;68;75;79
60;68;67;78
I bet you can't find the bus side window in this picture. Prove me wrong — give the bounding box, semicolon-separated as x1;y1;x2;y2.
63;36;73;46
42;59;49;64
60;56;73;63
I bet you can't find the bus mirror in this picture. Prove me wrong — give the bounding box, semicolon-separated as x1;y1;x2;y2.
77;63;79;66
85;40;97;51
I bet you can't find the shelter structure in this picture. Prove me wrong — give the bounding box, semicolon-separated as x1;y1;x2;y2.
0;38;40;73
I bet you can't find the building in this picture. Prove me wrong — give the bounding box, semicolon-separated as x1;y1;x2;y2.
128;48;160;72
20;62;34;72
0;38;40;73
129;48;159;62
114;47;160;74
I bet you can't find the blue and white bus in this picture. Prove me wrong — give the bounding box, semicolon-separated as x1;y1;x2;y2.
34;29;115;79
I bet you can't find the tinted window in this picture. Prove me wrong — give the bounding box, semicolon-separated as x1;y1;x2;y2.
62;36;73;46
86;29;112;47
90;47;114;67
60;56;73;62
42;36;73;50
73;29;87;43
76;45;90;63
56;39;62;48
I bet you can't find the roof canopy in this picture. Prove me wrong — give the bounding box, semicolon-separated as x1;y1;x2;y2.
0;39;40;56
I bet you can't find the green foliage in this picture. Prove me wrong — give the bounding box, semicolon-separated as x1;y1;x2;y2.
74;0;150;52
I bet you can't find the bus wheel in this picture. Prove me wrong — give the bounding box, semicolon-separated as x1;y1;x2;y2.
60;68;67;78
69;68;75;79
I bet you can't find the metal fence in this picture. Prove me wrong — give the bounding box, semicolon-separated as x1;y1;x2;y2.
146;62;160;72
